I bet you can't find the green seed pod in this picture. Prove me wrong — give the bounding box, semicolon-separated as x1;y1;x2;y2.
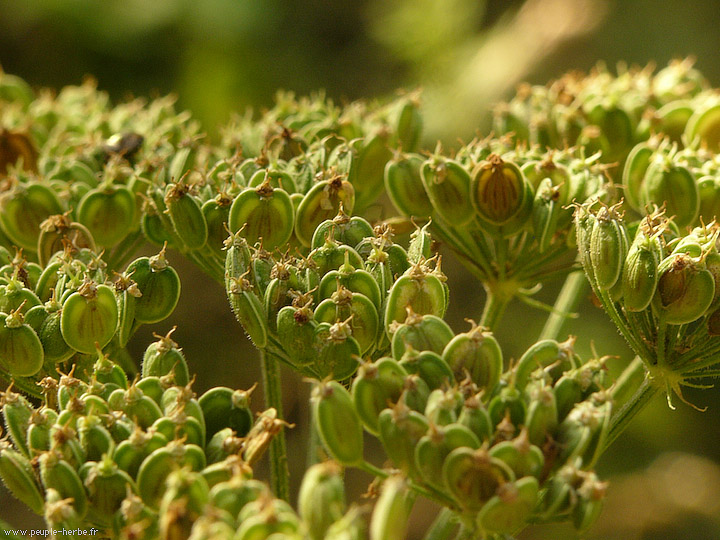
43;487;84;537
248;168;297;192
209;476;266;519
36;215;96;267
141;197;180;249
60;281;118;354
33;302;74;363
0;279;42;315
276;304;319;368
574;202;596;277
224;230;253;283
442;322;502;393
201;454;251;488
351;358;407;434
153;411;205;447
235;503;300;540
263;264;303;332
39;450;88;518
442;447;513;512
35;260;64;302
390;311;453;360
414;423;480;491
393;94;423;151
0;440;44;514
384;153;434;218
622;225;663;312
77;415;115;462
205;428;240;465
655;253;715;324
295;175;355;247
312;381;364;467
229;182;295;251
385;265;447;331
108;387;163;430
476;476;539;534
0;308;43;377
76;183;136;248
27;407;58;455
589;204;628;290
2;387;34;457
424;387;463;426
125;248;181;324
228;277;268;351
114;427;168;478
310;240;364;279
160;468;212;539
199;385;254;442
378;402;428;479
319;259;382;311
488;386;527;429
312;320;362;381
525;384;559;447
136;440;206;509
315;288;379;355
531;178;563;253
164;181;208;250
641;156;698;228
685;102;720;152
398;373;430;413
0;183;64;252
622;141;658;212
133;376;164;406
298;461;346;540
142;328;189;386
80;454;137;526
398;348;453;390
458;394;493;442
515;337;579;391
161;386;205;426
420;155;474;225
369;476;410;540
697;175;720;224
201;194;233;260
572;473;607;533
407;222;434;265
347;133;393;212
471;154;531;229
0;72;34;105
311;212;374;252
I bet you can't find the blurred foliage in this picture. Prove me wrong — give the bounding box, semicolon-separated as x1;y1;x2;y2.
2;0;720;538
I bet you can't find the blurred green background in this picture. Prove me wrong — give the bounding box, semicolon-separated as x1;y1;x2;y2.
3;0;720;538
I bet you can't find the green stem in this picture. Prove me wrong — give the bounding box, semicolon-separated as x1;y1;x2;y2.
480;288;511;331
604;373;659;452
260;350;290;501
610;356;646;409
423;508;459;540
538;269;587;341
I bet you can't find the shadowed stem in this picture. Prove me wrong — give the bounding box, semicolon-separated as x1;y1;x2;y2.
260;350;289;501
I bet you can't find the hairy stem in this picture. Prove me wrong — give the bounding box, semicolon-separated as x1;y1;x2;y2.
261;350;289;501
604;373;659;452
